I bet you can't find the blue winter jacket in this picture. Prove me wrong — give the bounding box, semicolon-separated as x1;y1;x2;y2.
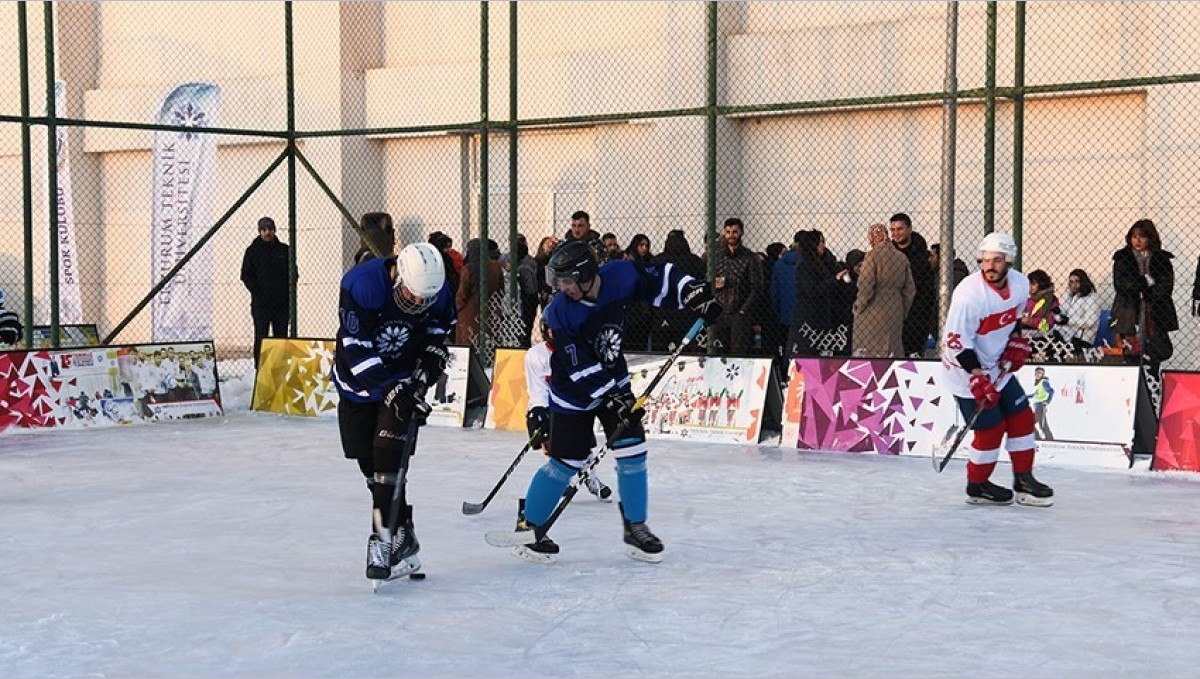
770;249;799;325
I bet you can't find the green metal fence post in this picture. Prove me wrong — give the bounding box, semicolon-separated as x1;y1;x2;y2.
1012;1;1026;270
507;2;519;324
705;2;717;355
983;1;997;237
286;1;298;337
938;2;959;336
18;2;34;347
44;2;59;348
479;1;490;362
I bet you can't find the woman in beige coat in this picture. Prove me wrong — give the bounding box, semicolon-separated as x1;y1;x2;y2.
853;224;916;357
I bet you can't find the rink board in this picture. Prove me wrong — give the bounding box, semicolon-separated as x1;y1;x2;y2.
784;358;1139;469
485;347;775;445
1152;371;1200;472
250;338;471;427
0;341;223;432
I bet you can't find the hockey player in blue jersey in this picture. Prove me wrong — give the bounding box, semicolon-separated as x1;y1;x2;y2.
333;241;456;583
511;239;721;563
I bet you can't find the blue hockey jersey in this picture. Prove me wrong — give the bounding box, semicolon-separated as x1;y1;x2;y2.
332;257;457;403
542;258;698;413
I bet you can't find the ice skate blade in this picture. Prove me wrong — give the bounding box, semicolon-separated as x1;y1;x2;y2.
625;545;664;563
1015;493;1054;507
965;496;1014;506
370;556;423;593
511;545;556;564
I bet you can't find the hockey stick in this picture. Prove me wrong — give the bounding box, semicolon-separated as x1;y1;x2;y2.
933;364;1011;473
373;384;428;591
461;427;543;515
485;317;706;548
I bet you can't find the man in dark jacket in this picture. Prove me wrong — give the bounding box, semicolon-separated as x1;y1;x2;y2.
241;217;296;367
890;212;936;357
563;210;607;264
713;218;762;355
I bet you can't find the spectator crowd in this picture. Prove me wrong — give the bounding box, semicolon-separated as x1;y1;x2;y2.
350;210;1195;376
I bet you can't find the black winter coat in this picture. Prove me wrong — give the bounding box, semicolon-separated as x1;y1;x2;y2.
714;244;762;316
241;238;295;309
1110;247;1178;335
895;231;935;311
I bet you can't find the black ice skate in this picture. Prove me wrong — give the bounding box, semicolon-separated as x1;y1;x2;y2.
1013;472;1054;507
512;498;559;564
389;520;421;567
620;503;664;563
965;480;1015;506
366;533;391;581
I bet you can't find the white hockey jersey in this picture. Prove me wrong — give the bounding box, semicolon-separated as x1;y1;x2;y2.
938;269;1030;398
524;341;552;410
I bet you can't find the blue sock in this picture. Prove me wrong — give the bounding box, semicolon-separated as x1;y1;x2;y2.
522;458;574;526
616;453;648;523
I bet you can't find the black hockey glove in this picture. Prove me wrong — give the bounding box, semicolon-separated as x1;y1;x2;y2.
412;343;450;389
384;381;432;428
603;390;645;429
681;280;722;326
525;406;550;449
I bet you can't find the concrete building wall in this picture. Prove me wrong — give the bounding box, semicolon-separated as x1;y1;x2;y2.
0;2;1195;364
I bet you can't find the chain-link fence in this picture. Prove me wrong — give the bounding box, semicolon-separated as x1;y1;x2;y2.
2;1;1197;379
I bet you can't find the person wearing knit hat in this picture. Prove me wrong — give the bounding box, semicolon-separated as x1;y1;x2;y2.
241;215;296;367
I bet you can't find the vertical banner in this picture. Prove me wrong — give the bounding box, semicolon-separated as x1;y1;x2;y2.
49;81;83;324
151;83;220;342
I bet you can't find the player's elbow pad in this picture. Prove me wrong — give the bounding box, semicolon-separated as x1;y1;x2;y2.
956;348;982;373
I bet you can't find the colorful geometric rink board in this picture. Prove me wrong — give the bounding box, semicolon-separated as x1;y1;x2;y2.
783;358;1141;469
485;348;778;445
1;342;222;433
251;338;472;427
1153;371;1200;472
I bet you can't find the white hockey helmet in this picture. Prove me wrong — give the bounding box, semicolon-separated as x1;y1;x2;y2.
977;232;1018;263
393;242;446;314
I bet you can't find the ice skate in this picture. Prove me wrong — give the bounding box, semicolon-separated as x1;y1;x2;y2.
366;533;391;581
584;471;614;503
511;499;558;564
965;480;1014;506
1013;472;1054;507
622;517;664;563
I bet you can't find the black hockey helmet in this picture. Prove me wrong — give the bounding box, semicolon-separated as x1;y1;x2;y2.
546;240;598;289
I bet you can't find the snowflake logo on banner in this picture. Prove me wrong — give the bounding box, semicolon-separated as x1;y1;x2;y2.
593;325;623;367
172;103;207;140
376;324;411;358
724;363;741;381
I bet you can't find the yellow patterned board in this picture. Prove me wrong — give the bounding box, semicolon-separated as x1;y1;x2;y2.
251;339;338;417
483;348;529;431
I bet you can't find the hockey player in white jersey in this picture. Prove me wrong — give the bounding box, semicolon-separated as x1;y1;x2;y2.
939;233;1054;506
514;321;614;563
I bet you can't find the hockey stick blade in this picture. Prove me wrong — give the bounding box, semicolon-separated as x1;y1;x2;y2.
460;434;541;516
484;528;538;548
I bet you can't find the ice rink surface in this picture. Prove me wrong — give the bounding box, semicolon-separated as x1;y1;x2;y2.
3;406;1200;678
